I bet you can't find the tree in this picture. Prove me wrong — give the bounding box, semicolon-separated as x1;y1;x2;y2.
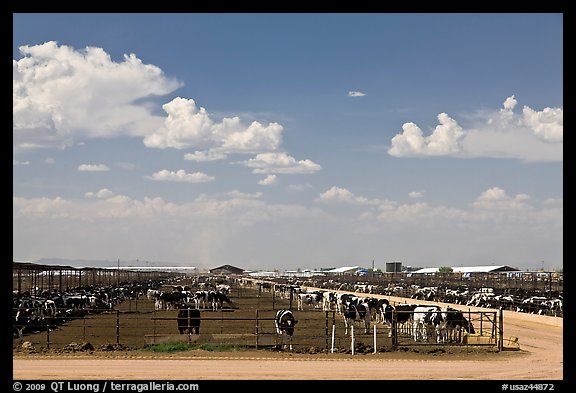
438;266;453;273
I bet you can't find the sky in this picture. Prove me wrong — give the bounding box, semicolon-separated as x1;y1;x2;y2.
13;13;563;272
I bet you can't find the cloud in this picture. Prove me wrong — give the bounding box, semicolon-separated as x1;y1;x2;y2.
78;164;110;172
521;106;563;143
388;96;562;161
225;190;263;199
258;175;278;186
143;97;284;153
13;159;30;166
148;169;215;183
316;186;380;206
241;152;322;174
388;112;465;157
13;186;561;268
408;191;424;199
472;187;532;211
85;188;115;199
13;41;182;150
287;183;312;191
348;91;366;97
184;150;228;162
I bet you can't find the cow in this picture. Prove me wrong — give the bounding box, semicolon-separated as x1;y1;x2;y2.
343;298;371;335
364;297;389;323
207;290;235;311
322;291;337;311
382;303;418;337
443;307;475;342
275;309;298;350
177;305;201;335
297;292;322;311
412;305;442;342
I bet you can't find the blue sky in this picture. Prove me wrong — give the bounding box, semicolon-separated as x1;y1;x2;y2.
13;13;563;271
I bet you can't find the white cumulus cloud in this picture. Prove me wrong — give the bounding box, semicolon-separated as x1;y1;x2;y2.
388;112;465;157
316;186;380;206
85;188;115;199
13;41;182;150
184;150;228;162
78;164;110;172
144;97;284;153
388;96;562;161
258;175;278;186
148;169;215;183
348;91;366;97
241;152;322;174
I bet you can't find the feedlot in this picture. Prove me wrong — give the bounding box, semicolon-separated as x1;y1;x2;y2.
12;276;564;380
13;277;499;353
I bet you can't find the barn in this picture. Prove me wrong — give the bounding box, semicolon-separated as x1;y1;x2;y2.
325;266;364;275
412;265;520;276
209;264;245;275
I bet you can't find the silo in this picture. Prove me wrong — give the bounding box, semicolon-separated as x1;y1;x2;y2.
385;261;402;273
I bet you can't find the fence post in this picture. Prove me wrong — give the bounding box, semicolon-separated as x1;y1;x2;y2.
351;325;355;355
392;308;397;350
46;319;50;349
373;324;377;353
153;309;156;345
255;309;259;350
116;310;120;344
498;308;504;352
325;311;329;350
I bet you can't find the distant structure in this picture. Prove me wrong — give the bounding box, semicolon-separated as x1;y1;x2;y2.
412;265;519;275
209;264;245;275
325;266;363;275
385;261;403;273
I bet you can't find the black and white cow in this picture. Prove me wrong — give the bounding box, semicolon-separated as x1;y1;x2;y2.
322;291;337;311
208;290;235;311
343;298;371;335
364;297;389;324
443;307;475;342
412;305;442;342
382;303;418;337
275;309;298;350
177;304;201;334
297;292;323;311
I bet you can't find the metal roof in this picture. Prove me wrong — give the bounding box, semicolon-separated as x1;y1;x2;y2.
326;266;362;273
412;265;520;274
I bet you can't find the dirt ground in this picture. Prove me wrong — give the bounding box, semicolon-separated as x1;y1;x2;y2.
12;286;564;381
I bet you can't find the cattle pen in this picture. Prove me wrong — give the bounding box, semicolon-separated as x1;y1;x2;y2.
13;270;511;355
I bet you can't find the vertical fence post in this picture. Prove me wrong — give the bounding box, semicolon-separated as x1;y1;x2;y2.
331;324;335;353
351;325;355;355
325;311;329;350
498;308;504;352
116;310;120;344
392;308;397;350
46;319;50;349
153;309;156;345
373;324;377;353
255;309;259;350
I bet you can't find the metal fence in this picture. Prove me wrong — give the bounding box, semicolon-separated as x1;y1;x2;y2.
13;304;503;353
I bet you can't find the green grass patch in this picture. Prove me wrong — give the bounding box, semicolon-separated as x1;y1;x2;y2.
140;342;247;353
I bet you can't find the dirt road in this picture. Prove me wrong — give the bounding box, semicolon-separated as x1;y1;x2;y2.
13;307;563;381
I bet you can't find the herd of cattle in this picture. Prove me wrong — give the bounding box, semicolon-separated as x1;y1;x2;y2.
13;274;562;350
268;287;477;345
281;278;563;317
